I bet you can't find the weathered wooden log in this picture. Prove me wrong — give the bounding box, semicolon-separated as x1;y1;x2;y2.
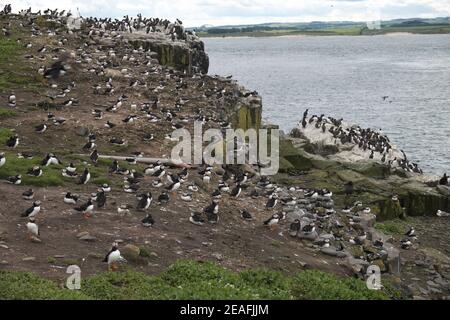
76;154;194;168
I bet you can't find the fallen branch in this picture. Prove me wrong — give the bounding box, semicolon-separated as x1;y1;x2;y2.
76;154;194;168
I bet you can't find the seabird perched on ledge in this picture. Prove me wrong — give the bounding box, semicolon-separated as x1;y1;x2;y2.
439;173;448;186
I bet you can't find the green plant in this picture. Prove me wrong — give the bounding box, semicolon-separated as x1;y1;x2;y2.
0;108;16;118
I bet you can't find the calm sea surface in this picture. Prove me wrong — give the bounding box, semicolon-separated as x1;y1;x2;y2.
204;34;450;175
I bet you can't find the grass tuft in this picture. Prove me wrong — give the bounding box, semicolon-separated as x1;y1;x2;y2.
0;260;391;300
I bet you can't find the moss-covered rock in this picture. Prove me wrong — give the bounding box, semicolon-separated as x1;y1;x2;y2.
377;199;404;221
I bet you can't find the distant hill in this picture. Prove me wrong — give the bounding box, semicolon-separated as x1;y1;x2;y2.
190;17;450;37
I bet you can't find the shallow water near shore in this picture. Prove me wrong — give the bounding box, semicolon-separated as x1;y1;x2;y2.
205;34;450;176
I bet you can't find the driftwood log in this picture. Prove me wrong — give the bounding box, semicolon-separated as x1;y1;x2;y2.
76;154;195;168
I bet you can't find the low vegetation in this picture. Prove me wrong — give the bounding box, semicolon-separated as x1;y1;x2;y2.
0;259;389;300
0;108;17;118
0;35;42;92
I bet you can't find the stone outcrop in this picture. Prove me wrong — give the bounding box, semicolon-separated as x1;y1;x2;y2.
127;33;209;74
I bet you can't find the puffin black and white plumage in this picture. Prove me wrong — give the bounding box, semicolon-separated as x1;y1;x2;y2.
240;209;253;221
66;162;77;173
22;189;34;200
152;166;165;178
103;242;126;271
35;124;47;133
8;93;16;107
42;153;61;166
141;213;155;227
101;184;111;193
64;192;79;204
83;140;96;150
166;177;181;192
265;193;278;209
400;238;412;250
6;135;19;148
158;192;170;204
26;217;39;239
302;223;316;234
180;193;193;202
78;168;91;185
6;174;22;185
289;219;301;236
96;189;107;208
90;149;99;165
230;184;242;198
405;227;415;237
137;192;152;211
0;152;5;167
74;199;94;218
263;214;280;229
211;189;221;199
189;212;205;226
22;201;41;218
105;121;116;129
27;166;43;177
236;173;248;184
204;199;219;215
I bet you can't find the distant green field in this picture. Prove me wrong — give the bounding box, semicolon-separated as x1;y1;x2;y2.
199;25;450;38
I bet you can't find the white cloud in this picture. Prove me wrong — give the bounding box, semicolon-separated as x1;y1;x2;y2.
8;0;450;27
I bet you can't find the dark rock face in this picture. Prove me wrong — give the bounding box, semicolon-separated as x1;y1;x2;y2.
129;38;209;74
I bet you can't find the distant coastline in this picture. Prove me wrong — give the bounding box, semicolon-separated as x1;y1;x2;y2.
198;25;450;38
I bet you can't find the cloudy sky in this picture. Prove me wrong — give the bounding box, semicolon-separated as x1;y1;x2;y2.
10;0;450;27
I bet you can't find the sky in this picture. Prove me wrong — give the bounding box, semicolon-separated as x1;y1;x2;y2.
8;0;450;27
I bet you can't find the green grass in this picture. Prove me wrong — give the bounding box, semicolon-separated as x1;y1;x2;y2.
0;127;13;144
0;260;391;300
375;219;410;235
0;152;66;187
0;36;43;92
0;108;16;118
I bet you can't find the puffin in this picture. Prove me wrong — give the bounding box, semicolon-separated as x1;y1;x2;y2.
405;227;415;237
204;199;219;215
101;184;111;193
189;212;205;226
180;193;193;202
6;175;22;185
27;166;43;177
230;184;242;198
137;192;152;211
0;152;5;167
6;135;19;148
78;168;91;185
65;162;77;173
141;214;155;227
96;189;107;208
90;149;99;165
22;189;34;200
74;199;94;218
35;124;47;133
240;209;253;221
22;201;41;218
166;177;181;192
289;219;301;237
158;192;170;204
263;214;280;229
103;242;127;271
26;217;39;240
64;192;79;204
265;193;278;209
